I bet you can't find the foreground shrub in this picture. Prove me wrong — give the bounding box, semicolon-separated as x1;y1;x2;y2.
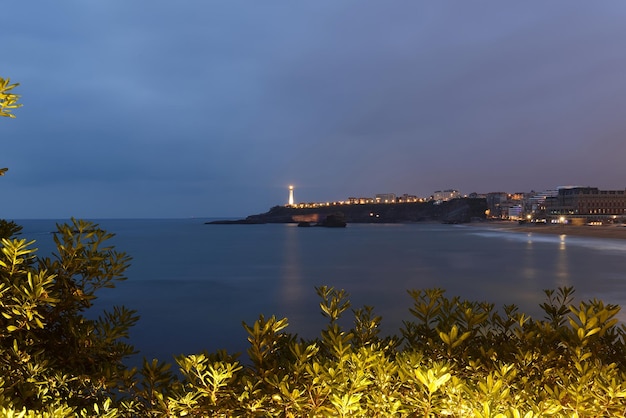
1;219;626;417
0;219;136;416
156;286;626;418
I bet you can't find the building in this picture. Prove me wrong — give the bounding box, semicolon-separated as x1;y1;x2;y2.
523;189;558;219
375;193;396;203
544;186;626;224
432;189;460;202
508;205;523;220
485;192;508;218
348;197;374;204
398;194;419;203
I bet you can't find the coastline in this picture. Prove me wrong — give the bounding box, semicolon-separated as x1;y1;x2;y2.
470;221;626;240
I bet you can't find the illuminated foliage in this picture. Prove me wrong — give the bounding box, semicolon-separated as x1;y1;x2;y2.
0;219;137;416
1;75;22;177
152;286;626;417
0;77;21;118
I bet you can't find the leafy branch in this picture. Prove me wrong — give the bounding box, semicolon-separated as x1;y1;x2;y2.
0;77;22;118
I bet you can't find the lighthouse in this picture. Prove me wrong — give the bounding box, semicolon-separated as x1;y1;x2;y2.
288;185;294;206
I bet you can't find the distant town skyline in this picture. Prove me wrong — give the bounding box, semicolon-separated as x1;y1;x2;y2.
283;184;626;204
282;184;626;226
3;2;626;218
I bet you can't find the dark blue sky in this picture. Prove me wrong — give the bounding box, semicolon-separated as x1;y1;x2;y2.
3;1;626;218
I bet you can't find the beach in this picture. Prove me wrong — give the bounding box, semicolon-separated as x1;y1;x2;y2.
474;221;626;240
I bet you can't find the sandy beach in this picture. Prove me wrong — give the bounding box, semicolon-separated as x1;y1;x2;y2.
471;221;626;240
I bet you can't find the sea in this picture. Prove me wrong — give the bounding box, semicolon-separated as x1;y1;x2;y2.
13;218;626;367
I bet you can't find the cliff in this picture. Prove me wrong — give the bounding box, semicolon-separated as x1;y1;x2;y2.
209;198;487;225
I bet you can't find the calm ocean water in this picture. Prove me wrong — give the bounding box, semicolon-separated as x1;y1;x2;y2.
13;218;626;365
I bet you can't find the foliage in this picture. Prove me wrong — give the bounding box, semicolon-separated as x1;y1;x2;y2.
152;286;626;418
0;77;21;119
1;75;21;177
2;220;626;417
0;221;22;240
0;219;137;416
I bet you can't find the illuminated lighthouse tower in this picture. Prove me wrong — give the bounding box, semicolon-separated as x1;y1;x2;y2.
288;185;295;206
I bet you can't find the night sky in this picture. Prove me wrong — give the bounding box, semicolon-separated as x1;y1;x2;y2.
3;2;626;219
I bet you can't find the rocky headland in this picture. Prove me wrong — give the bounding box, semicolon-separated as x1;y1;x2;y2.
207;198;488;225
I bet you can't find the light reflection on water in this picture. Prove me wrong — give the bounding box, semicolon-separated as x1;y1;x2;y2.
12;219;626;364
280;224;305;312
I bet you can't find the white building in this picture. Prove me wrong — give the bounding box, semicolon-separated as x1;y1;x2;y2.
508;204;523;220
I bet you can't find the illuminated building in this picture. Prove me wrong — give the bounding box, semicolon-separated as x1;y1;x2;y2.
348;197;374;204
398;194;419;203
544;186;626;224
375;193;396;203
526;189;558;217
433;189;460;202
508;205;523;220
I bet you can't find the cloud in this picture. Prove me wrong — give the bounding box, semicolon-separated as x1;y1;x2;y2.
3;1;626;217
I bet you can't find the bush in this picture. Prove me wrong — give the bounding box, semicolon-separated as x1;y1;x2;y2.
1;220;626;417
158;286;626;418
0;219;136;416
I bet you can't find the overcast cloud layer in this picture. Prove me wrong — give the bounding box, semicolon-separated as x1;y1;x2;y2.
3;1;626;218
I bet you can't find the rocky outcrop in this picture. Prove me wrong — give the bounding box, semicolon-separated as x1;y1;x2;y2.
316;213;347;227
207;198;487;225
